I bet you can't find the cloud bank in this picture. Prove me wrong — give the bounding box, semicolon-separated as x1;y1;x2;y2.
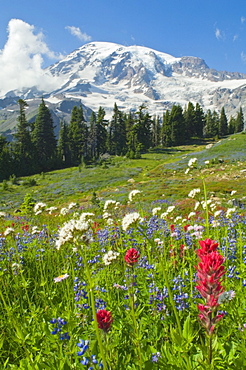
0;19;64;97
65;26;91;41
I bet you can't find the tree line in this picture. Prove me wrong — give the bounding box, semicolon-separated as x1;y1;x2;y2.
0;99;244;181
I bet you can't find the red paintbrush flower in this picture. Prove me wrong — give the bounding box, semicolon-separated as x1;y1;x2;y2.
124;248;140;266
197;238;219;257
195;238;226;335
96;309;113;332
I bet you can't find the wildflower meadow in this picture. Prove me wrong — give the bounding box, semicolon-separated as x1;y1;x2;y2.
0;156;246;370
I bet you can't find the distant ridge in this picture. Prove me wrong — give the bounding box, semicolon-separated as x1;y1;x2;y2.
1;41;246;137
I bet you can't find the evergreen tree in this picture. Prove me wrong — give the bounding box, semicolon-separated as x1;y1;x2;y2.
135;104;152;151
108;103;127;155
57;120;71;166
0;136;12;181
194;103;205;137
125;112;140;158
96;106;108;158
235;107;244;133
204;110;219;137
13;99;34;175
88;111;97;160
151;115;161;147
228;116;236;134
32;98;57;172
169;104;185;145
218;107;228;137
161;109;172;147
183;102;196;139
68;105;88;165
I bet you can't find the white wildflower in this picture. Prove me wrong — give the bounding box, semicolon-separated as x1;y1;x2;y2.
103;212;111;219
79;212;95;222
33;202;47;215
194;201;200;210
188;188;200;198
128;190;142;202
230;190;237;196
201;200;212;209
104;200;119;211
46;206;58;214
32;226;40;234
174;216;182;223
204;160;210;165
160;212;168;219
188;157;197;168
211;220;220;228
214;210;222;218
226;207;236;218
54;273;69;283
166;205;175;214
68;202;77;209
152;207;161;216
188;212;196;218
122;212;142;231
0;211;6;218
60;207;69;216
4;227;15;236
185;168;190;174
102;250;120;265
107;218;114;226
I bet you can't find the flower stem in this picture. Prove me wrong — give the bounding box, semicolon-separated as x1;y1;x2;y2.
84;259;108;370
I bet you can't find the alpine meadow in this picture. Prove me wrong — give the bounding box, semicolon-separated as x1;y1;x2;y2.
0;40;246;370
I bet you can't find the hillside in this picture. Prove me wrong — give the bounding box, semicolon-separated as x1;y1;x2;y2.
0;133;245;214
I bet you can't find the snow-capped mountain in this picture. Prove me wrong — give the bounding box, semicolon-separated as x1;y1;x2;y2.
1;41;246;137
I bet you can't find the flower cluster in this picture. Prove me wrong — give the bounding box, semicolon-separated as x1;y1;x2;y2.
77;339;103;368
195;238;227;335
124;248;140;266
50;317;70;340
96;309;113;332
128;189;142;202
122;212;142;231
102;250;120;265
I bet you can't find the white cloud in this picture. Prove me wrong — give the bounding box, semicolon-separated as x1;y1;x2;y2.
241;51;246;63
241;16;246;24
65;26;91;42
215;28;222;40
233;34;238;42
0;19;64;97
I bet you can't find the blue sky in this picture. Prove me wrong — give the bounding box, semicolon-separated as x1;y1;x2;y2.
1;0;246;95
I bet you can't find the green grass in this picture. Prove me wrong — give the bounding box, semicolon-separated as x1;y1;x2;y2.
0;133;245;213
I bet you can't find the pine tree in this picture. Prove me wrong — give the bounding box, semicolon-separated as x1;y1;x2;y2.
194;103;205;137
57;120;71;166
108;103;127;155
32;98;57;171
161;109;172;147
169;104;185;145
95;107;108;158
183;102;196;139
13;99;34;175
135;104;152;151
228;116;236;134
125;112;140;158
88;111;97;160
218;107;228;137
68;105;88;165
235;107;244;133
0;135;12;181
151;115;161;147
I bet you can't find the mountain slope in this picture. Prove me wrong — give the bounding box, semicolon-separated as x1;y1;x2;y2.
1;41;246;137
